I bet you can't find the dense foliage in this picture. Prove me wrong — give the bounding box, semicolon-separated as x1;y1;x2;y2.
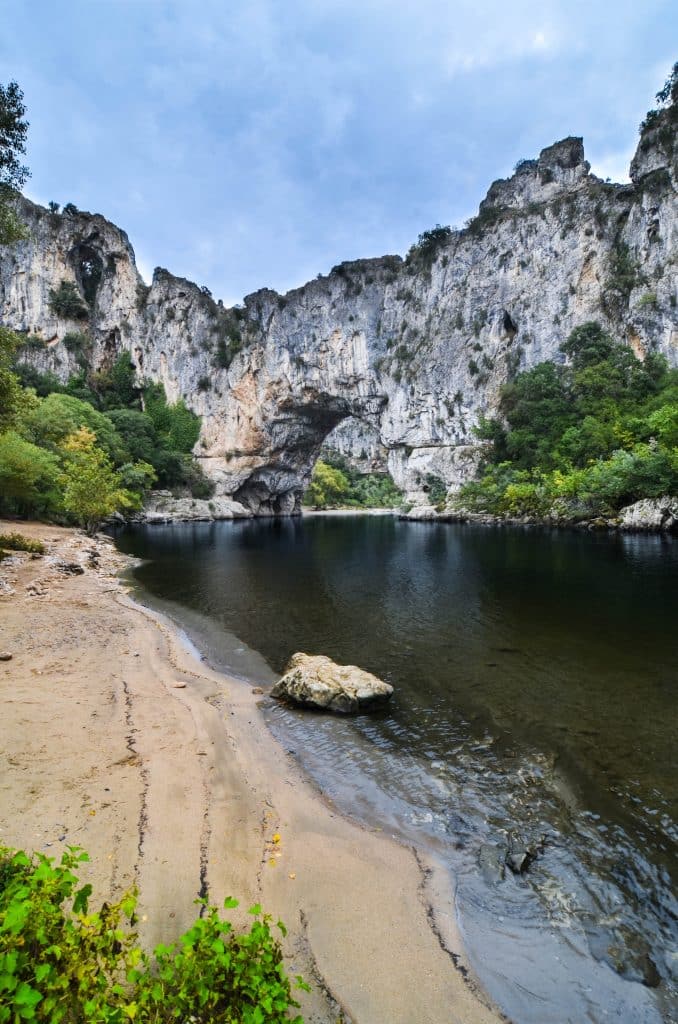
457;322;678;519
0;331;211;530
304;453;402;509
0;845;307;1023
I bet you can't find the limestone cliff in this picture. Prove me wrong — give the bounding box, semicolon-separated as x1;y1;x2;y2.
1;112;676;514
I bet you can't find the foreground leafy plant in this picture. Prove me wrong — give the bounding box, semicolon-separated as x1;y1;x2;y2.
0;846;307;1023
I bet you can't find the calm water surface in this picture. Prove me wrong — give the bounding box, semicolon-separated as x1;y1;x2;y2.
115;517;678;1024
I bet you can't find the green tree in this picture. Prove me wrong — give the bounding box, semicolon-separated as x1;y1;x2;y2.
305;460;350;508
0;80;29;245
0;431;59;514
58;427;133;534
117;460;157;505
144;382;200;453
0;326;32;430
92;350;140;409
20;392;125;463
48;281;89;320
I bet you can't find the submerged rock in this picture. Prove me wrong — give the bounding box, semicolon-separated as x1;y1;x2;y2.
505;834;533;874
271;653;394;714
478;843;506;884
619;495;678;532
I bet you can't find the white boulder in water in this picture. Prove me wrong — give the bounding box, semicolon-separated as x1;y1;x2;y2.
271;653;393;714
619;495;678;532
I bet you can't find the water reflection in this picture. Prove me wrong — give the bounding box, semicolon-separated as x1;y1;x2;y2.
115;519;677;1023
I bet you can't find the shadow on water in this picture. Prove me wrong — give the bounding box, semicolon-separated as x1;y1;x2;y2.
115;517;678;1024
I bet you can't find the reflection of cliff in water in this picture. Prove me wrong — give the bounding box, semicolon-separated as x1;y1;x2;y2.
115;518;678;1023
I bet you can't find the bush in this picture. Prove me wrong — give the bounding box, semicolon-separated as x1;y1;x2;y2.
93;351;140;410
144;382;200;453
424;473;447;506
0;531;45;554
48;281;88;321
406;224;453;265
0;845;306;1024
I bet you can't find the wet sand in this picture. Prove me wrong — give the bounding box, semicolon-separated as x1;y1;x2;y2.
0;521;503;1024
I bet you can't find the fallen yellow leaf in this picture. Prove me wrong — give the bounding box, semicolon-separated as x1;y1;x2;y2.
268;858;277;867
272;833;281;844
288;873;296;880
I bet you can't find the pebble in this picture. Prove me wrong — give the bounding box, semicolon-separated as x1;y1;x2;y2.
0;652;13;661
172;681;187;688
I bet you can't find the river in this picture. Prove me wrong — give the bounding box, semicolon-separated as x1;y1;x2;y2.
114;515;678;1023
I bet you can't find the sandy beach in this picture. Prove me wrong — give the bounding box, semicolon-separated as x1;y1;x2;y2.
0;521;503;1024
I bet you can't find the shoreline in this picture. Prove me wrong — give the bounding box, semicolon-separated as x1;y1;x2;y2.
0;521;503;1024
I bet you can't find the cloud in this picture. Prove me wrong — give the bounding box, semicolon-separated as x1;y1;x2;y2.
2;0;676;302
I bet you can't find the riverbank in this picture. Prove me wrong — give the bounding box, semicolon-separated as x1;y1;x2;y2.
0;521;503;1024
401;494;678;533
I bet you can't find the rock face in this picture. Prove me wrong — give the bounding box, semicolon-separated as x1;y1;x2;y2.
619;495;678;531
270;653;394;714
1;107;676;515
138;490;252;524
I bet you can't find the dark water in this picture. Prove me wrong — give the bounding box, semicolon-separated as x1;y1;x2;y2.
115;516;678;1023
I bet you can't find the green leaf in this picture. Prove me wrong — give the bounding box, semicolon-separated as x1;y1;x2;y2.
223;896;239;909
248;903;262;916
73;883;92;914
14;982;42;1008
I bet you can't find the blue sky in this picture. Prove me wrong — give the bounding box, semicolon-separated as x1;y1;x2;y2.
2;1;675;304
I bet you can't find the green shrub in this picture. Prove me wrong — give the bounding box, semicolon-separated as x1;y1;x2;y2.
144;382;200;453
0;845;306;1024
604;243;640;309
19;334;46;351
93;351;140;410
61;331;91;367
424;473;447;506
0;531;45;553
406;224;452;266
48;281;88;321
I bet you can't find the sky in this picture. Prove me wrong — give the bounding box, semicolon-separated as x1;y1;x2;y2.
2;1;676;305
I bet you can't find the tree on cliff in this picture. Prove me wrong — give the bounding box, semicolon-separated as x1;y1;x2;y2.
0;80;29;245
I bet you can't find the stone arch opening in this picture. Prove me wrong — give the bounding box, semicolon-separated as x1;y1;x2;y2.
231;394;387;516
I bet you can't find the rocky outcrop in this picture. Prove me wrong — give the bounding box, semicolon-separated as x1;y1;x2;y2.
619;496;678;532
1;103;676;515
136;490;252;524
270;653;394;714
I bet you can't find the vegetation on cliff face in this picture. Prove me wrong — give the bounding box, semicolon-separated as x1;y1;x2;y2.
0;845;307;1023
457;322;678;519
303;453;402;509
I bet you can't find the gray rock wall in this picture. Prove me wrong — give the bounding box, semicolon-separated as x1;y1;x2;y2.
1;117;676;514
